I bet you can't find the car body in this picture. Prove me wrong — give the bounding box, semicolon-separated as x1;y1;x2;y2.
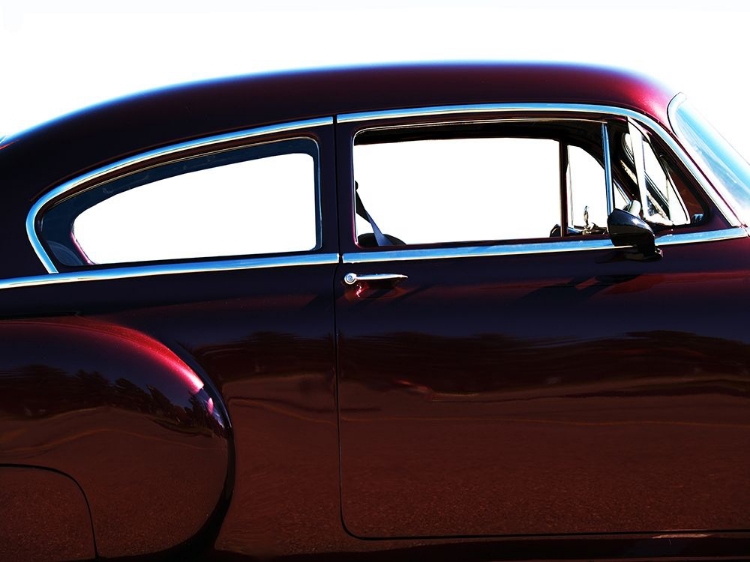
2;62;750;561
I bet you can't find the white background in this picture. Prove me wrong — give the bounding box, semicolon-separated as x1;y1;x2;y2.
1;0;749;157
1;0;749;262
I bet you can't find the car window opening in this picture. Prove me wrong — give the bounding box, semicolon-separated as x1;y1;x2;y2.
352;118;705;250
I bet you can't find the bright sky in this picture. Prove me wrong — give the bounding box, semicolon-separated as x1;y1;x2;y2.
1;0;749;157
1;0;749;265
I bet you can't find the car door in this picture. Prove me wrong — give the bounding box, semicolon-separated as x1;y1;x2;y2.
334;106;750;539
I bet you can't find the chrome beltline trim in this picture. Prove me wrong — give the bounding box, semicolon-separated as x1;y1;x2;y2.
344;240;615;264
656;227;747;246
26;117;334;274
5;227;746;290
343;228;747;264
0;253;340;291
338;103;741;228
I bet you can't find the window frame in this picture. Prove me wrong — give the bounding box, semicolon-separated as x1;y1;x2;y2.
29;118;333;274
336;104;741;264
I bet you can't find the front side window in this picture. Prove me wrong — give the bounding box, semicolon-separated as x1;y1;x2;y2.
354;137;561;245
41;138;319;266
352;118;707;249
353;121;615;247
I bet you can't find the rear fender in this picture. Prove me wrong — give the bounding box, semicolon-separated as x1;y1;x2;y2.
0;317;230;558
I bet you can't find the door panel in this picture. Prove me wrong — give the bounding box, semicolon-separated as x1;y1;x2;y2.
336;239;750;538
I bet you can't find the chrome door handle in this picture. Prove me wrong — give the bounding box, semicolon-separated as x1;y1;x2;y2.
343;272;408;285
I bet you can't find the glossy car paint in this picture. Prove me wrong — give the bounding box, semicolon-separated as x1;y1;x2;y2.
0;467;95;561
336;239;750;536
1;63;750;561
0;317;230;558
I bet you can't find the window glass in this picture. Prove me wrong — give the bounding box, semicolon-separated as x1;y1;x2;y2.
624;132;691;226
643;139;690;225
354;137;561;245
42;139;319;266
671;98;750;225
568;145;608;229
567;145;629;232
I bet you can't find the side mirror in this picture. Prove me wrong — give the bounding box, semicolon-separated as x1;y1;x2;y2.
607;208;662;260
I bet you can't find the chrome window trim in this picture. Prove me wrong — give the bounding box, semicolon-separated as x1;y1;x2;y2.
338;103;568;123
0;253;340;291
27;117;333;274
338;103;741;228
342;228;746;264
602;122;613;214
667;93;688;131
5;227;745;289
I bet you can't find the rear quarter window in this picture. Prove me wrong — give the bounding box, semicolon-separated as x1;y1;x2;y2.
40;138;320;266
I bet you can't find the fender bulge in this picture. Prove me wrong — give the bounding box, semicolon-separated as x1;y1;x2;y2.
0;317;230;559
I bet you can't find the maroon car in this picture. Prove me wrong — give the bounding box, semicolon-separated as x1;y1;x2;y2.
2;63;750;561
